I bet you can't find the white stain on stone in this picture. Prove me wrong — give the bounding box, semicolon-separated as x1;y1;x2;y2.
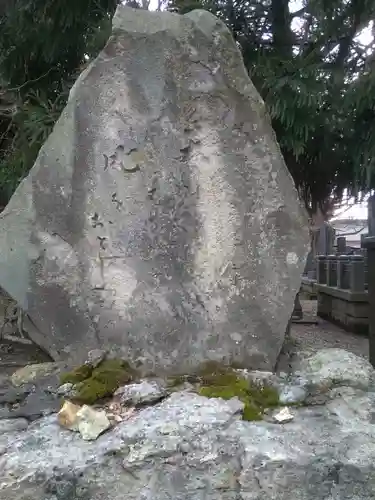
190;124;238;297
36;231;79;293
230;332;242;343
286;252;298;265
102;260;138;306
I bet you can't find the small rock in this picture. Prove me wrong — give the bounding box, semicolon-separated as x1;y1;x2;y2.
0;384;30;405
5;387;61;421
273;407;294;423
76;405;111;441
57;401;81;431
235;369;279;388
11;363;62;387
278;385;306;405
57;383;75;397
179;441;191;454
299;349;375;391
85;349;106;368
114;380;167;406
0;418;28;434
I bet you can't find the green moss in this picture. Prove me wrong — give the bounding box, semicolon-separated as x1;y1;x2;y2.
59;363;93;385
167;361;252;389
193;360;230;378
166;375;187;388
60;358;138;405
73;379;111;405
197;367;279;421
91;359;135;386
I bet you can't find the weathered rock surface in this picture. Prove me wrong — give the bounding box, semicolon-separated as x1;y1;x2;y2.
0;6;309;374
1;349;375;500
11;362;62;387
0;363;65;421
298;348;375;391
114;379;168;406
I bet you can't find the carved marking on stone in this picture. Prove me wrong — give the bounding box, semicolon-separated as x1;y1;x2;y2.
97;236;108;251
103;154;109;171
106;144;145;174
111;193;123;211
286;252;298;265
121;162;141;173
93;252;106;291
90;212;104;228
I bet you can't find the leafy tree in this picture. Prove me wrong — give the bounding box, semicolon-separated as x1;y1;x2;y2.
169;0;375;216
0;0;120;205
0;0;374;218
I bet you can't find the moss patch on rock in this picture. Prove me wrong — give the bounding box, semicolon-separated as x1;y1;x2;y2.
59;364;93;385
59;359;138;405
167;361;248;388
197;365;279;421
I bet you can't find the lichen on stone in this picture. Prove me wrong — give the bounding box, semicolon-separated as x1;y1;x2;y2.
196;365;280;421
59;359;138;405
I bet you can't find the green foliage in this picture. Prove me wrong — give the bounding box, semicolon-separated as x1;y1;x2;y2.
0;0;119;204
168;0;375;214
1;0;375;214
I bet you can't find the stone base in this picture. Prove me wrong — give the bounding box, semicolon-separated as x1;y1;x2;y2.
2;349;375;500
300;277;318;299
316;284;369;335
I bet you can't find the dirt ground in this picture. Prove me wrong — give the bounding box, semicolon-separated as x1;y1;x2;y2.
0;299;370;381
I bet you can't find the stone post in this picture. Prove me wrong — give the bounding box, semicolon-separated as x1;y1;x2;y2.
349;255;365;292
361;194;375;367
292;293;303;320
369;196;375;236
316;255;327;284
337;255;350;289
327;255;337;287
336;236;347;255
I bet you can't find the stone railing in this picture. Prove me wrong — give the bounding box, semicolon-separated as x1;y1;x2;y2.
315;254;368;334
316;253;367;292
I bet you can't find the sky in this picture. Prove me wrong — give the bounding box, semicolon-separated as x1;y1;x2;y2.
146;0;373;220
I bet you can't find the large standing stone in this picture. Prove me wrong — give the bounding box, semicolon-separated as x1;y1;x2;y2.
0;7;309;374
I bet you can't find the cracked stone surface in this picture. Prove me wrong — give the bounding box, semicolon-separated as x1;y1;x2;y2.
0;349;375;499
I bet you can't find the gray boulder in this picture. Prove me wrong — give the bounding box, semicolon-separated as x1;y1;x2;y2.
0;6;309;374
1;349;375;499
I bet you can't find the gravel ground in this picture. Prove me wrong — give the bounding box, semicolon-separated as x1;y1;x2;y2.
276;299;369;373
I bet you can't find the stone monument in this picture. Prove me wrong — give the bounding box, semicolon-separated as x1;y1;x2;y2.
0;7;309;374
